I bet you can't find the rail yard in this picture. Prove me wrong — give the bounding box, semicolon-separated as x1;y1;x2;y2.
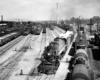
1;0;100;80
0;17;100;80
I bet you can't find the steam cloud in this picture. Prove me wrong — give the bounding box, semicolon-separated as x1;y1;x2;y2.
50;0;100;20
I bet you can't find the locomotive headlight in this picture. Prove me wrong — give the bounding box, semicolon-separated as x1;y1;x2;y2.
48;53;51;56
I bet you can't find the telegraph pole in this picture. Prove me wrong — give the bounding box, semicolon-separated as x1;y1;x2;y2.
77;16;81;32
97;21;98;32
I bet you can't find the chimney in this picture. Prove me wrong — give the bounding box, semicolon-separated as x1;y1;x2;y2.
1;15;3;21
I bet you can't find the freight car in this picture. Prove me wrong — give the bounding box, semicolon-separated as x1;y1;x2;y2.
22;30;30;36
74;49;89;68
90;32;100;49
49;25;54;30
35;26;42;35
71;64;90;80
88;32;100;46
0;23;8;37
75;31;88;50
66;48;90;80
31;25;42;35
73;32;89;66
42;26;46;33
67;33;91;80
37;30;74;74
79;26;84;32
0;32;21;46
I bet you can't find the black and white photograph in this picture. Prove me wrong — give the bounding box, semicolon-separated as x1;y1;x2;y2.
0;0;100;80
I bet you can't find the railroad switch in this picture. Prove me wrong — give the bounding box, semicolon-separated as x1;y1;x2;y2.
20;69;23;75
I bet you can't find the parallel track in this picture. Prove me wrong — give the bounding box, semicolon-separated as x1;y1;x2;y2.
26;33;46;80
48;28;55;42
0;36;25;55
0;34;39;80
35;74;55;80
53;29;60;37
26;29;56;80
55;27;65;33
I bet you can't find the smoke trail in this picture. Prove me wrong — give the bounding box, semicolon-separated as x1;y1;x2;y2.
50;0;100;20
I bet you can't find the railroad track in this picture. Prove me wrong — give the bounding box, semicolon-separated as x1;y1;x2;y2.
31;29;56;80
47;28;52;42
45;28;47;46
35;74;55;80
55;27;65;33
26;29;66;80
0;35;31;68
48;28;55;42
26;29;57;80
0;49;25;80
0;34;39;80
53;30;59;37
0;36;25;56
26;33;47;80
55;28;64;34
38;33;47;57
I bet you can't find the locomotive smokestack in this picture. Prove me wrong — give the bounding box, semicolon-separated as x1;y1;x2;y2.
1;15;3;21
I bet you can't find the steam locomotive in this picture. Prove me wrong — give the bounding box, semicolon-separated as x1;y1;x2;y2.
37;30;74;74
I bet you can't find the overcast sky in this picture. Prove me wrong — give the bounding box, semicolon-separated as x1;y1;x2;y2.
0;0;100;21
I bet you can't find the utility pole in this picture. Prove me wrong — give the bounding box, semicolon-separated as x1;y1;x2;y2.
97;21;98;32
77;16;81;32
